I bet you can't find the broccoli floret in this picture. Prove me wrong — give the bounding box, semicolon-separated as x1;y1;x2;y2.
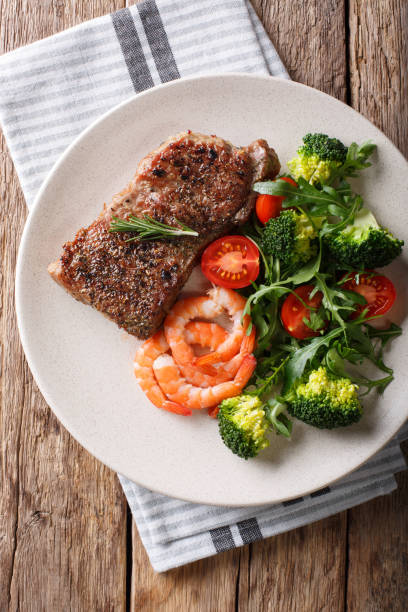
261;210;319;268
218;395;270;459
285;367;363;429
287;133;348;185
300;133;348;162
324;208;404;269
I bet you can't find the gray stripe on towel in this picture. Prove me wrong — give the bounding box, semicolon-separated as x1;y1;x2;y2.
138;0;180;82
112;8;154;92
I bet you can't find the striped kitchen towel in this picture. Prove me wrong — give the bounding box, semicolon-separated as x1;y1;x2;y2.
0;0;406;573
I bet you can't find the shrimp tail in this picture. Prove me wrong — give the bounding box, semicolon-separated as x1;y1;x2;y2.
208;405;220;419
196;363;219;375
240;325;256;354
195;350;224;367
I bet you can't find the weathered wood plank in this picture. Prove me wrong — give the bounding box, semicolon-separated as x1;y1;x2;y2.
131;527;244;611
242;514;347;612
0;2;128;610
0;125;28;612
347;2;408;609
347;467;408;612
349;0;408;156
252;0;348;99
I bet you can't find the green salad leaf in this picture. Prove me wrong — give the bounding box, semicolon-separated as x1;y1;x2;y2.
282;328;344;393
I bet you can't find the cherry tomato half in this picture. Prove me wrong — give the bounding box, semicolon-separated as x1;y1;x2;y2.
341;271;396;320
280;284;326;340
201;235;260;289
255;177;297;224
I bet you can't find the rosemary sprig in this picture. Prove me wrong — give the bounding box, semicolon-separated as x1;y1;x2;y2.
109;214;199;241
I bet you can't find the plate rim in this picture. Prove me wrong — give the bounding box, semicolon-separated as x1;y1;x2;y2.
15;72;408;506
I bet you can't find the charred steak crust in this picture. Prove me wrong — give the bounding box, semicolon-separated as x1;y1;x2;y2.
49;132;280;339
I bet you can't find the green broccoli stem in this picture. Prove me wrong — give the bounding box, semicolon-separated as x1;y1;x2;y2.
264;397;292;437
245;234;271;280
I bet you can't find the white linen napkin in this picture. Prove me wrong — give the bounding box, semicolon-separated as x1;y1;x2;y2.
0;0;406;572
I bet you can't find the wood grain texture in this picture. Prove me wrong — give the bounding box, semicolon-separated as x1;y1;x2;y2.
347;2;408;610
0;1;128;611
252;0;347;99
347;469;408;612
240;515;347;612
131;527;245;611
349;0;408;156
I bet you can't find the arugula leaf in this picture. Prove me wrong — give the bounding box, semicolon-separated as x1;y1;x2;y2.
253;177;350;216
336;180;353;196
248;354;289;397
361;323;401;382
283;327;343;392
366;323;402;348
252;297;279;355
324;346;394;395
246;250;322;314
243;284;288;318
246;259;318;308
336;141;377;180
324;347;351;377
319;195;363;236
289;250;322;285
303;308;327;332
314;273;359;328
337;322;400;393
253;178;297;197
254;348;290;378
344;324;379;361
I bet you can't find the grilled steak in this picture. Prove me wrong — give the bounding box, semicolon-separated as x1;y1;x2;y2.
48;132;280;339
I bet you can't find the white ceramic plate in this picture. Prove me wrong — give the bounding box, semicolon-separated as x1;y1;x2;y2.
16;74;408;506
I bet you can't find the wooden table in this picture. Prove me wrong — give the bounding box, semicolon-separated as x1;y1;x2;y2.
1;1;407;609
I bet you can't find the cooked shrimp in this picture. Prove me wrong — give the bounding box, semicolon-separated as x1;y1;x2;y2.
195;287;252;367
184;321;228;350
164;295;223;374
153;354;256;410
133;331;191;416
181;320;257;387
